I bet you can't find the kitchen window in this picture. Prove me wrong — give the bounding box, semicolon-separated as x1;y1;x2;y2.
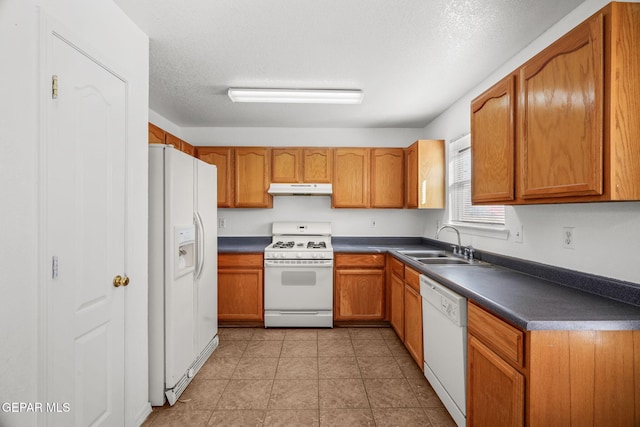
449;134;505;225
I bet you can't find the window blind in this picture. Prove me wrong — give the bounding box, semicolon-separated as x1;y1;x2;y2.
450;134;505;225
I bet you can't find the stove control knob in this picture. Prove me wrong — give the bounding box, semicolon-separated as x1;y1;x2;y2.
278;252;285;258
296;252;303;258
311;253;318;259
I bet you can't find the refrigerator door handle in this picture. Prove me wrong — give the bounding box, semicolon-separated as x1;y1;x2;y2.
194;211;205;280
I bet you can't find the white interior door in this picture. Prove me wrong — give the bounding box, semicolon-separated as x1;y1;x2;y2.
45;34;126;427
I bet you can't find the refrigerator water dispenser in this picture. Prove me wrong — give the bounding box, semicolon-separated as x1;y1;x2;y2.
174;226;195;278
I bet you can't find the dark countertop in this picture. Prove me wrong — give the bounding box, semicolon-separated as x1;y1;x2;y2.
219;236;640;331
219;236;271;253
398;256;640;331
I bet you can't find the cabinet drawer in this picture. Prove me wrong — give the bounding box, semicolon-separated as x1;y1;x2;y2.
389;256;404;278
404;266;420;292
335;253;385;268
468;302;524;367
219;253;263;269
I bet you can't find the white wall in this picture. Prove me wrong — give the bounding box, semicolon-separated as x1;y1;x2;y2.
182;126;425;148
0;1;149;426
182;125;428;237
218;196;426;236
150;108;183;138
422;0;640;285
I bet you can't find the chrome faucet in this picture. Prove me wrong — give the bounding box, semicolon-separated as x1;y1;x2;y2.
436;225;462;255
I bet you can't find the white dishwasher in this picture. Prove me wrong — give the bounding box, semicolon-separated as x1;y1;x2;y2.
420;274;467;427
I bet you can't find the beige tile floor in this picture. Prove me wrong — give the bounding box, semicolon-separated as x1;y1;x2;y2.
143;327;456;427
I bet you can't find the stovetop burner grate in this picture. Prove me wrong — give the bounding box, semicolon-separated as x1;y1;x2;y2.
307;241;327;249
272;241;295;249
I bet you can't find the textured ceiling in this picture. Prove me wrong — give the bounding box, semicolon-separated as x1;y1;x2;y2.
114;0;585;128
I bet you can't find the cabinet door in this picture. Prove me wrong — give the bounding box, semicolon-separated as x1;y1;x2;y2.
471;74;516;203
405;144;418;208
335;253;386;269
333;148;370;208
218;268;263;321
519;14;604;199
197;147;234;208
235;147;272;208
148;122;166;144
371;148;404;208
180;140;195;157
271;148;301;183
405;140;445;209
334;269;384;321
303;148;333;183
165;133;182;150
389;273;404;340
467;334;524;427
403;284;423;368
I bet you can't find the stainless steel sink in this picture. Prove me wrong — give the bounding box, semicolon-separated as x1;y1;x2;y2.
397;250;448;258
398;249;488;266
416;257;472;265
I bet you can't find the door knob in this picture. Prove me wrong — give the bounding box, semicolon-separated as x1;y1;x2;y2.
113;275;130;287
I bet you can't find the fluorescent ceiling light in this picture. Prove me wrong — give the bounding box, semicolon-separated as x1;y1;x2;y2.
227;88;363;104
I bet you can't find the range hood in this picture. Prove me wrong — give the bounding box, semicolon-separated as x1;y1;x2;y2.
268;183;333;196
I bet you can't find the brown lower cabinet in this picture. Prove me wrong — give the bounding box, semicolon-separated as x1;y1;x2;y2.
218;253;263;322
389;268;404;340
387;255;423;368
467;334;524;426
403;268;423;367
334;253;385;321
467;301;640;426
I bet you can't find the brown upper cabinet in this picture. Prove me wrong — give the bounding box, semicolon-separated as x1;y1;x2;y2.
333;148;406;208
196;147;234;208
186;141;444;209
271;148;333;183
471;2;640;204
165;133;182;150
149;122;196;157
303;148;333;183
471;76;516;204
180;140;195;156
148;123;166;144
197;146;272;208
166;133;196;156
333;148;371;208
405;140;445;208
234;147;272;208
371;148;405;208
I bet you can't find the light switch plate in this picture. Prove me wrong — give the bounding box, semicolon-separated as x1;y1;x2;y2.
514;225;523;243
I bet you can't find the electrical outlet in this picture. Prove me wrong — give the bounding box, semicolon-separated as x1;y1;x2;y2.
562;227;575;249
514;225;523;243
218;218;227;228
370;218;377;228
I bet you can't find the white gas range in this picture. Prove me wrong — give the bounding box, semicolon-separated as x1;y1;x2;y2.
264;222;333;328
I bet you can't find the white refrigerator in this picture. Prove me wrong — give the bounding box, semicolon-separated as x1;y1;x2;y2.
148;144;219;406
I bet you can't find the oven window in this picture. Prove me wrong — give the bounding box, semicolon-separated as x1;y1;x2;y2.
282;271;317;286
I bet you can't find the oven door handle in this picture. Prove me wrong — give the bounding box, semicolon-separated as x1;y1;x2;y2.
264;260;333;268
276;311;319;315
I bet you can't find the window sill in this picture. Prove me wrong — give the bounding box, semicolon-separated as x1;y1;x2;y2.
446;222;510;240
